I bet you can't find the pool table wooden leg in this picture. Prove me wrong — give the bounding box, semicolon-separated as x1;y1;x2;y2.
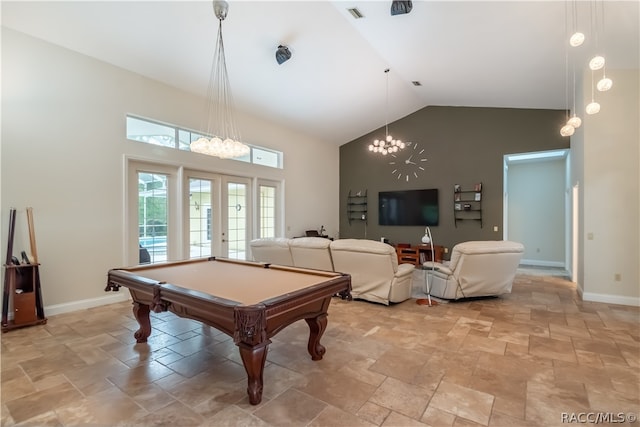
238;342;269;405
132;302;151;343
305;313;327;360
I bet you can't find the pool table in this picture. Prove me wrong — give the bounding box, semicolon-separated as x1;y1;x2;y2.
106;257;351;405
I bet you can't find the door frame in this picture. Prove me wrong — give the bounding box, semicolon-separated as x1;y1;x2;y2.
503;149;571;274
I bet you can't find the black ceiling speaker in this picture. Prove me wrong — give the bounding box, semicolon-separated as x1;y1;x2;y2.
275;45;291;65
390;1;413;16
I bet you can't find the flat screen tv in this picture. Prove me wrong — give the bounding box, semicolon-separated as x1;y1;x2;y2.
379;189;439;226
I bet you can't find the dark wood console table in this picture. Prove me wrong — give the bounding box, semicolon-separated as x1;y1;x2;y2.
395;244;444;266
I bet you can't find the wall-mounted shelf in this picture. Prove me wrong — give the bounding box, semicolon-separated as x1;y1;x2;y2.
347;190;367;225
453;183;483;228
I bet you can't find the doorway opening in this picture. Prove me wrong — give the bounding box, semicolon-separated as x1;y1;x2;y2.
503;149;571;276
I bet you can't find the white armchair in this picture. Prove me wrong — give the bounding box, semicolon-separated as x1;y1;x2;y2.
249;238;293;266
330;239;415;305
289;237;334;271
424;240;524;300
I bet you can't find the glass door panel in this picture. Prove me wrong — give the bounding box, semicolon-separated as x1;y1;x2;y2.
138;172;168;264
223;178;250;260
259;184;277;238
188;178;213;259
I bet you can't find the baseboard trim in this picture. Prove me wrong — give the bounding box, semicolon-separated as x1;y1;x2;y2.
45;292;131;317
520;259;565;268
582;291;640;307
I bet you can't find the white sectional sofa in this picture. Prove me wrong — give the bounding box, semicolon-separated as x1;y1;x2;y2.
248;237;293;266
249;237;415;305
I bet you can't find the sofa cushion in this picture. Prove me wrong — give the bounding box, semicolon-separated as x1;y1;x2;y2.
448;240;523;270
329;239;399;271
249;238;294;266
289;237;333;271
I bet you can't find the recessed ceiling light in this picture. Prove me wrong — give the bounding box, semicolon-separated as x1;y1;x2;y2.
347;7;364;19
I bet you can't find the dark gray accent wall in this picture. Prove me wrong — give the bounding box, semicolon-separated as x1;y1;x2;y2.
339;106;569;257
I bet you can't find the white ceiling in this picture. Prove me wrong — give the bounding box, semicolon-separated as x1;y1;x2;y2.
2;1;638;145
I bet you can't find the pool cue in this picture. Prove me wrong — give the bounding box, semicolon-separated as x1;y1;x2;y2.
26;207;46;320
2;208;17;326
26;208;38;264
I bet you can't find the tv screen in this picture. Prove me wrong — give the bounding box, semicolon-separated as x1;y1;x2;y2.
379;189;439;226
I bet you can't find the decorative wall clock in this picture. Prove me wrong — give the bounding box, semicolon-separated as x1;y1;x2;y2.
389;141;427;181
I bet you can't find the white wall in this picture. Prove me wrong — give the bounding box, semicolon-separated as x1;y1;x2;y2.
507;159;566;266
1;28;340;312
575;68;639;306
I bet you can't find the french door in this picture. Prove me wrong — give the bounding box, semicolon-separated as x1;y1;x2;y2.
128;160;253;264
222;176;251;260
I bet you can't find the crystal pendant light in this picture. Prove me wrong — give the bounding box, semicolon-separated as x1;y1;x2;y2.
597;66;613;92
589;55;605;71
569;32;585;47
368;69;406;155
585;69;601;115
586;101;601;115
560;124;576;137
567;115;582;128
567;66;582;129
597;77;612;91
191;1;250;159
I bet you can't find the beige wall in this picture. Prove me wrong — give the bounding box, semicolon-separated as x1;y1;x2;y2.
1;29;339;312
576;68;639;305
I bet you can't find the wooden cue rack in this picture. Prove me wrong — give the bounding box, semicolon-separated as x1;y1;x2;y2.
2;207;47;332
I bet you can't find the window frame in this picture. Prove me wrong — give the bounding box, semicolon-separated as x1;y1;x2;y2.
126;115;283;169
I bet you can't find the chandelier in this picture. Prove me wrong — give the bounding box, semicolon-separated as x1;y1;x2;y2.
191;1;250;159
368;69;405;155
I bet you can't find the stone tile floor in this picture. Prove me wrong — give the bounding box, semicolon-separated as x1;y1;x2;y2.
1;273;638;426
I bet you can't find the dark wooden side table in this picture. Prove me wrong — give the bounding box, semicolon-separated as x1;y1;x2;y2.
395;244;444;266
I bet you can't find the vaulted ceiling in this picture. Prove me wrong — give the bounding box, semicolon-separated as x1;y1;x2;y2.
2;1;638;145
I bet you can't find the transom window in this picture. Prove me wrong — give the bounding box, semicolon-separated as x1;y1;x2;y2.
126;115;283;169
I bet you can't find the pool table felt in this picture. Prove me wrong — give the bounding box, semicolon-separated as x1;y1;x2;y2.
121;260;340;306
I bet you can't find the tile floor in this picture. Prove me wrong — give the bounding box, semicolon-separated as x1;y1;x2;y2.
1;273;639;426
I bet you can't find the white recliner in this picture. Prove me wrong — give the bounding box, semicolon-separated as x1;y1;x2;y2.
423;240;524;300
330;239;415;305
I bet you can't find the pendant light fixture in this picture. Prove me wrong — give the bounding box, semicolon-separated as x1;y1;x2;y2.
368;69;405;155
567;53;582;130
191;1;250;159
586;71;601;115
560;44;574;137
569;32;585;47
585;0;611;114
569;0;584;47
595;2;612;93
597;73;613;92
561;1;580;138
